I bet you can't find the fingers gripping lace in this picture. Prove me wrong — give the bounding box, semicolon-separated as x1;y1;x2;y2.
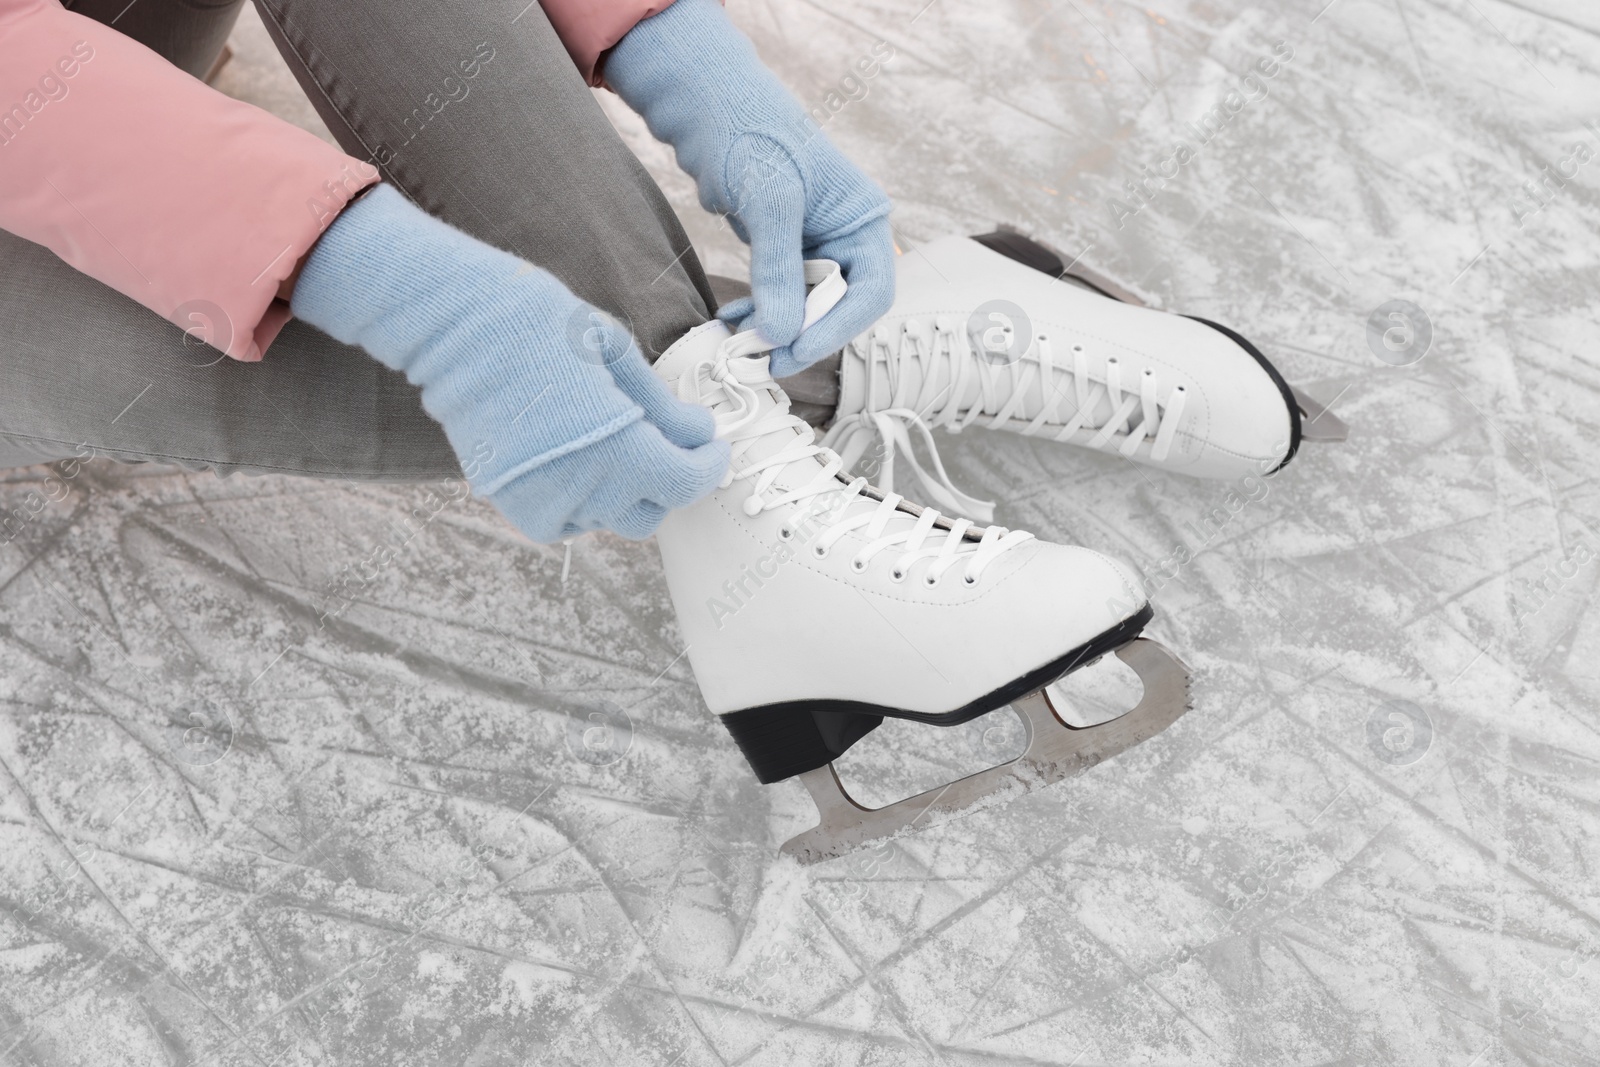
676;316;1031;584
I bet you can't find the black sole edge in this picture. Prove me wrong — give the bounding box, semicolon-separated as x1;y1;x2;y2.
970;228;1303;474
720;604;1156;784
879;603;1155;727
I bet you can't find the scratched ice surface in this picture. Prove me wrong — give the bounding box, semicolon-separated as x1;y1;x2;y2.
3;1;1600;1064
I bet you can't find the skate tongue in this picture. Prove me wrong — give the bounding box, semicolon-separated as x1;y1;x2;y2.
653;329;817;470
653;260;847;389
652;318;735;389
658;261;853;474
717;353;805;467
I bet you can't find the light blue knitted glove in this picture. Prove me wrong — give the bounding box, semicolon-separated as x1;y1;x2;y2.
607;0;895;378
292;185;729;543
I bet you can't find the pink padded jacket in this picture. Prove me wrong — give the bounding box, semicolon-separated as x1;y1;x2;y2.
0;0;668;362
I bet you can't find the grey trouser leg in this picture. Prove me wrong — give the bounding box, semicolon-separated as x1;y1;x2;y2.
252;0;717;358
0;0;714;478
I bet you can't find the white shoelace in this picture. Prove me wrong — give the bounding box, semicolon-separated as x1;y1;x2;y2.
674;321;1033;587
822;318;1188;522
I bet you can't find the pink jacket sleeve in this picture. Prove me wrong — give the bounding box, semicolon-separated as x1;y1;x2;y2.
539;0;678;85
0;0;377;362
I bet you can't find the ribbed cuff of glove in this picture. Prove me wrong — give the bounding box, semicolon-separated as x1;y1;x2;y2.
291;184;644;493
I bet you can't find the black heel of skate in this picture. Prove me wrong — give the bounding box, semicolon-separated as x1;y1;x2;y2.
719;706;884;785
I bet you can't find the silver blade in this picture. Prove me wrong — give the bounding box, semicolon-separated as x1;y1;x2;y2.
1291;385;1350;442
780;637;1193;864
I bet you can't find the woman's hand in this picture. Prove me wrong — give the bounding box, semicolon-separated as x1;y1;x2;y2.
291;185;728;542
607;0;895;378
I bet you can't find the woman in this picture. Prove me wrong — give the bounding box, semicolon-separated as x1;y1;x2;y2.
0;0;1290;836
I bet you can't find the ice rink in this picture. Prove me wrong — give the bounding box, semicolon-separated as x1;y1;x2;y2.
3;0;1599;1063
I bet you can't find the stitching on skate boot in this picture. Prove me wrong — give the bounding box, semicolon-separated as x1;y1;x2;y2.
970;224;1305;472
719;605;1154;783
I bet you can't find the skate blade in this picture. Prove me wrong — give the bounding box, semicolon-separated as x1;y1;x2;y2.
1290;385;1349;442
779;637;1192;865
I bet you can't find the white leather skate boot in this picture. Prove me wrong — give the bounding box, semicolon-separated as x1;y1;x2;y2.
823;230;1346;521
653;263;1191;862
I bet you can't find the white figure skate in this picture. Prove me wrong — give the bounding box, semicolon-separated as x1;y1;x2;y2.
653;263;1192;863
823;229;1347;521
